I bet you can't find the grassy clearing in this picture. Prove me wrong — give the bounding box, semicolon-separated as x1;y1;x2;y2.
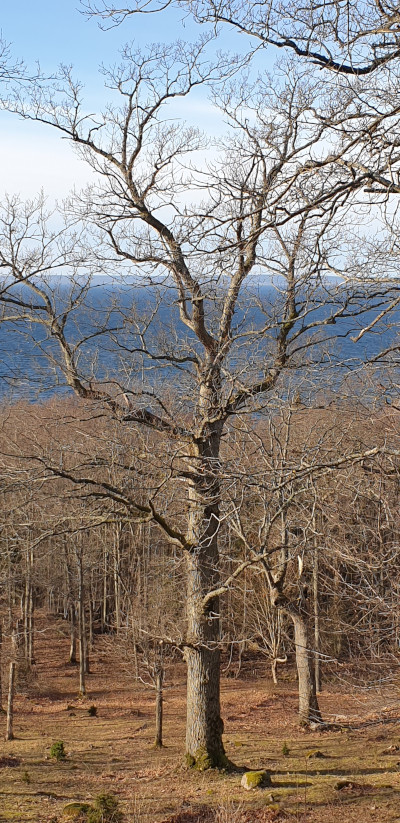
0;615;399;823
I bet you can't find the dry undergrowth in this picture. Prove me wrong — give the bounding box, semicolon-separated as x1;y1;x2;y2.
0;614;399;823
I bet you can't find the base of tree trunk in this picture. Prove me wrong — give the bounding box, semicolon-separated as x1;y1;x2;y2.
185;749;236;771
299;715;323;728
185;644;229;771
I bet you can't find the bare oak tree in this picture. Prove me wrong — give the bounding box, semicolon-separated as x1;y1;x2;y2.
0;35;399;762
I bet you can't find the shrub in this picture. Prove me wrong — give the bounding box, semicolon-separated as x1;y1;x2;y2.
282;741;290;756
50;741;66;761
87;792;124;823
88;705;97;717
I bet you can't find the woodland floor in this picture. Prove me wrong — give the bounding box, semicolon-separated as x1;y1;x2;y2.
1;614;400;823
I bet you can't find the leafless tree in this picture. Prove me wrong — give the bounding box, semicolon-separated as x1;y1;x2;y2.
1;32;399;762
85;0;400;77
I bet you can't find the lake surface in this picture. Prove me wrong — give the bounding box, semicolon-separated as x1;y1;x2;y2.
0;279;398;405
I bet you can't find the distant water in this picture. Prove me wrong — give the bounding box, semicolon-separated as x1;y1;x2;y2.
0;280;398;404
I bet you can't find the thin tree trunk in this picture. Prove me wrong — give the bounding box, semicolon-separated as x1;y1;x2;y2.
313;542;321;693
28;577;34;666
271;656;287;685
102;543;108;632
64;536;77;663
88;583;94;650
77;551;86;695
154;667;164;748
6;662;15;741
332;560;343;658
78;608;86;695
69;605;77;665
0;622;3;710
11;623;20;659
23;547;34;665
114;524;121;633
83;603;90;675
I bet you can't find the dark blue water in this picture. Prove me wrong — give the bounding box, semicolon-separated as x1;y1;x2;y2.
0;277;398;405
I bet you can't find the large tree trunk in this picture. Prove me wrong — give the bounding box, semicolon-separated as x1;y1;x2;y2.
184;429;226;769
185;585;225;767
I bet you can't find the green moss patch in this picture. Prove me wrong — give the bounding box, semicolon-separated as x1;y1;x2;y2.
62;802;92;820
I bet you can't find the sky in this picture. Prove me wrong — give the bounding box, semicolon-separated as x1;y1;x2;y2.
0;1;262;203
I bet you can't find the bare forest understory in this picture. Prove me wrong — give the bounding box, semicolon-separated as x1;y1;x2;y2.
1;612;399;823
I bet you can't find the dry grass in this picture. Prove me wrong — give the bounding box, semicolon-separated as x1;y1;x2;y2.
0;614;400;823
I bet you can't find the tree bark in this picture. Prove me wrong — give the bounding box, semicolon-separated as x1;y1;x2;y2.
184;430;226;769
271;587;322;724
292;611;322;725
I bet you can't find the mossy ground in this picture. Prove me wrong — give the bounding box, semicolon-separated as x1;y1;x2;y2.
1;613;400;822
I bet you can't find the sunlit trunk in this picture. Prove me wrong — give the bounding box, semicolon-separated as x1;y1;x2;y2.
292;610;322;724
271;586;322;725
184;426;226;769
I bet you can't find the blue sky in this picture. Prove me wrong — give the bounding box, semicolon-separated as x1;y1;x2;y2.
0;2;266;202
1;1;194;89
0;3;222;199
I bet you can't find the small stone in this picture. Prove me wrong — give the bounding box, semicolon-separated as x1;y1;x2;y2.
241;770;271;790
